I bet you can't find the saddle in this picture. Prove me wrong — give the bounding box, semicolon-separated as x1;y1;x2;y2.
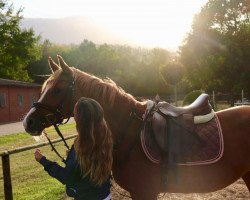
141;93;224;165
156;93;211;117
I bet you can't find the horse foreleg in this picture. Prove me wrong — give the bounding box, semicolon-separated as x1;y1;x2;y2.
242;171;250;192
130;192;157;200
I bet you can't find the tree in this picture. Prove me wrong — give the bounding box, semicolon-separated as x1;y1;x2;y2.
0;0;41;81
180;0;250;100
160;61;184;105
27;40;71;81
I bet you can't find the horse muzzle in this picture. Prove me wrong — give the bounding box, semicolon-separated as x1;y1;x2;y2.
23;111;45;136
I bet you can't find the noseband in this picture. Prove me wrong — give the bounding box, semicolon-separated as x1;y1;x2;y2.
32;74;75;162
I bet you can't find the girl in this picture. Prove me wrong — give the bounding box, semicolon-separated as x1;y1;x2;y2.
35;97;113;200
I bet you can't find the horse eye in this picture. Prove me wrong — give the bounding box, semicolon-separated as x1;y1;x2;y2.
53;88;61;95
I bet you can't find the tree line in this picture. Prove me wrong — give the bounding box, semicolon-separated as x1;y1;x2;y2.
1;0;249;99
28;40;173;96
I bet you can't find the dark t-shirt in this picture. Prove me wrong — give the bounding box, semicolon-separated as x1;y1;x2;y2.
39;147;111;200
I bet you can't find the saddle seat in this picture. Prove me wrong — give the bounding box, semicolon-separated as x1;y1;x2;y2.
157;93;211;117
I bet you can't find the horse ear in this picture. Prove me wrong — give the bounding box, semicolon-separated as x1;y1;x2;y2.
57;55;72;74
48;57;60;73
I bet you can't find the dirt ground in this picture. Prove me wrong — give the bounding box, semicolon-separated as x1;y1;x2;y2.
63;176;249;199
110;179;249;200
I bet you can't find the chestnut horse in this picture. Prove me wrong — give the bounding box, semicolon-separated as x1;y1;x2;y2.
23;56;250;199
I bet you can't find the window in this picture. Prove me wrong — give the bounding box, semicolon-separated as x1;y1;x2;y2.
18;93;24;107
30;93;37;106
0;93;6;107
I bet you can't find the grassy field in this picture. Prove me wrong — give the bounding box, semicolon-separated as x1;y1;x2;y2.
0;123;77;200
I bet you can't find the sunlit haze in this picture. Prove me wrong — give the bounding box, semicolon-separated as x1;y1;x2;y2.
12;0;208;50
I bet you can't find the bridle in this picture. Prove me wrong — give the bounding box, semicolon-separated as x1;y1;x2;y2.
32;74;75;163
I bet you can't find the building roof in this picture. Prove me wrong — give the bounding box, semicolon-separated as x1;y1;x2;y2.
0;78;41;87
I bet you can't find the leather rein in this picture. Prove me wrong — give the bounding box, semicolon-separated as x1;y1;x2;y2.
32;75;75;163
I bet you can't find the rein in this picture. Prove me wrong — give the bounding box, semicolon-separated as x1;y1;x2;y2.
53;124;70;150
43;130;68;163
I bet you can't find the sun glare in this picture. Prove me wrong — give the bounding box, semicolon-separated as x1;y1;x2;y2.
12;0;207;49
77;0;206;49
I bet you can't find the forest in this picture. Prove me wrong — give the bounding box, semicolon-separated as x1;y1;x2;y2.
1;0;250;99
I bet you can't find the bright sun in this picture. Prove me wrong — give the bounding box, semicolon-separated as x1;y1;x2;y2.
12;0;207;49
77;0;206;49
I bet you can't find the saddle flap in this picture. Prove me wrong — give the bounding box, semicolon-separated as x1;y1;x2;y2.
152;112;167;151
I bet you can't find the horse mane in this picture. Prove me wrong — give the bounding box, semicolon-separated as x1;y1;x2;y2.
41;67;146;113
73;68;140;107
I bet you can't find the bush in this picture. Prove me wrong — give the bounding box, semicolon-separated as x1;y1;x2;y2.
182;90;204;106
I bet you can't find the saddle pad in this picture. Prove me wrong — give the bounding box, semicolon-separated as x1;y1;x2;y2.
141;114;224;165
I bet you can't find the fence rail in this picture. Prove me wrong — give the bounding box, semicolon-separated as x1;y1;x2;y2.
0;134;77;200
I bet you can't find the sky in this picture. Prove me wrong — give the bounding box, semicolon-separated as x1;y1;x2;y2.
12;0;208;50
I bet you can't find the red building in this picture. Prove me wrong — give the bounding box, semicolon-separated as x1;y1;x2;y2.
0;79;41;124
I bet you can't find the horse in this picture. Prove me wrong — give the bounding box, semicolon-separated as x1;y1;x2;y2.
23;55;250;199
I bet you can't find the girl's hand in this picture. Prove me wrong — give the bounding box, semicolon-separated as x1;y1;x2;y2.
34;149;44;162
66;149;70;156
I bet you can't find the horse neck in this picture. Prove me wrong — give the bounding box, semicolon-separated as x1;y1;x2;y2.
73;68;146;138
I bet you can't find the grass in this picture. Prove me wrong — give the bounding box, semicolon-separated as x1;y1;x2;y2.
215;101;231;111
0;123;76;200
0;123;76;151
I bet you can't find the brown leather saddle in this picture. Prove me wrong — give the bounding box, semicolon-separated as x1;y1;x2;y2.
141;93;224;165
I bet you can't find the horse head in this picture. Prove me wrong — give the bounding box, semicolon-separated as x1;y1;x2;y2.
23;56;75;135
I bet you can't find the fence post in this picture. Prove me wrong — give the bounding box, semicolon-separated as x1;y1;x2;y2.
2;154;13;200
212;90;217;110
242;89;244;103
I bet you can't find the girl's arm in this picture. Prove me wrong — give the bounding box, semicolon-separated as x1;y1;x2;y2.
36;148;78;184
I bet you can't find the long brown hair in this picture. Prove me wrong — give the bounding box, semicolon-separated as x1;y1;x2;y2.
73;97;113;185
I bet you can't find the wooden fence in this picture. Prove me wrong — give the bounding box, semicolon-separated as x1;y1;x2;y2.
0;134;77;200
